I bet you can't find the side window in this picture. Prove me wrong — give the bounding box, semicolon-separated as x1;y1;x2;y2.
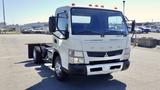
57;12;68;31
108;16;125;31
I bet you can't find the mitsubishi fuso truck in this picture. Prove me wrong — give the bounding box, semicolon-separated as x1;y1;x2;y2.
27;5;135;81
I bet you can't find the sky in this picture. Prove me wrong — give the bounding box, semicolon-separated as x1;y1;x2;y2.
0;0;160;25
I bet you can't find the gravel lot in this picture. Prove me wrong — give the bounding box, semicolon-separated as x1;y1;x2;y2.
0;34;160;90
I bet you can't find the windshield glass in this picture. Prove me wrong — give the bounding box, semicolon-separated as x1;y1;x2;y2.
71;8;128;35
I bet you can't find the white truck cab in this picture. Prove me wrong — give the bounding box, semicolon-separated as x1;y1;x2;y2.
28;6;135;81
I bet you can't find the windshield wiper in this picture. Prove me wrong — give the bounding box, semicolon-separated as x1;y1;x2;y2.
77;30;102;35
105;30;128;36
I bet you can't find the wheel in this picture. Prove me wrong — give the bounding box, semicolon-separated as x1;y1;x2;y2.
33;46;43;64
40;46;47;58
54;56;67;81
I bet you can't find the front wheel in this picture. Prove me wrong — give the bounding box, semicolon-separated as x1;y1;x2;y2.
54;56;67;81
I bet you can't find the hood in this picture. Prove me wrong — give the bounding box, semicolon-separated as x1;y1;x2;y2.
70;35;128;52
68;35;130;64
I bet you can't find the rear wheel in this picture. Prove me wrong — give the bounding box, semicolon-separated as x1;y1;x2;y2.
54;56;67;81
33;46;43;64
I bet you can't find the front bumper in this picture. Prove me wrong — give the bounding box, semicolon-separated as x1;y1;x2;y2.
68;60;130;76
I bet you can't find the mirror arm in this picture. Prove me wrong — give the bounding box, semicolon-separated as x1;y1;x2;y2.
131;20;136;39
57;29;65;36
124;16;129;22
52;33;67;40
131;30;135;38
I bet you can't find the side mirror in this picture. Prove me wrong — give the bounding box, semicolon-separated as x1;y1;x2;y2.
131;20;136;33
64;30;69;39
49;16;56;33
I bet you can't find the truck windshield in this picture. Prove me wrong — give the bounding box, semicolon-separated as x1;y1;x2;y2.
71;8;128;35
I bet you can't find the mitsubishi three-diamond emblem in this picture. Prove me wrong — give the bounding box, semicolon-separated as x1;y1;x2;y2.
104;53;108;57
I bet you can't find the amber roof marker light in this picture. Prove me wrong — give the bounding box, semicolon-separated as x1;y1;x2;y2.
71;3;75;6
95;5;99;7
101;5;104;8
114;7;118;10
89;4;92;7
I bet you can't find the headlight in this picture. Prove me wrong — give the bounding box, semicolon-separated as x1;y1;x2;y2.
68;50;85;64
69;50;84;57
123;48;131;59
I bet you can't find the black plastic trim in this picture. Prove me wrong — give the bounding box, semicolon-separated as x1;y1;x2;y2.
122;60;130;71
87;50;123;57
67;60;130;75
89;59;120;65
68;64;87;75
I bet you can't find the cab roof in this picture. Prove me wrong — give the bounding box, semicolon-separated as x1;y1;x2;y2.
56;6;121;12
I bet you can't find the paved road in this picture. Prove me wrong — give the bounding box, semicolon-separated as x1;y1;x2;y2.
0;34;160;90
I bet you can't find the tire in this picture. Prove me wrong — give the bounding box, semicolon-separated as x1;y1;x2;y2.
33;46;43;64
54;56;67;81
40;46;47;58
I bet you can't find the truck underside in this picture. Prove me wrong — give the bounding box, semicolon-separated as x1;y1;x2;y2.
28;43;52;59
27;43;130;76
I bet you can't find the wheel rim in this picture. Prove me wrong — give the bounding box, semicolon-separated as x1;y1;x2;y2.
33;49;36;60
55;61;62;77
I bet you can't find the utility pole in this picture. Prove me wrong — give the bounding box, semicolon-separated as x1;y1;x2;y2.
2;0;6;27
123;0;126;15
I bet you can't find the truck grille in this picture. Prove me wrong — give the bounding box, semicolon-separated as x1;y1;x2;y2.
89;59;120;65
87;50;123;57
107;50;123;56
